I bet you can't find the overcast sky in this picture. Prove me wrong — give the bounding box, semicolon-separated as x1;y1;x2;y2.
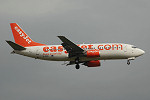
0;0;150;100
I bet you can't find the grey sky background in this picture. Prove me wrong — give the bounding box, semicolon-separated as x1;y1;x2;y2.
0;0;150;100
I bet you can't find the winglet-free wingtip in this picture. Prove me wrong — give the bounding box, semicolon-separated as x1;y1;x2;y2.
57;36;65;38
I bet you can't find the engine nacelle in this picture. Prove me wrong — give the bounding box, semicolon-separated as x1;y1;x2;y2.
84;60;101;67
86;50;100;57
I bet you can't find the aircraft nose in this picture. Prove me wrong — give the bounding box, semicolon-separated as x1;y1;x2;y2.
141;50;145;55
138;49;145;56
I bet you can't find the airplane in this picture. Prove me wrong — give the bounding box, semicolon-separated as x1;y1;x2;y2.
6;23;145;69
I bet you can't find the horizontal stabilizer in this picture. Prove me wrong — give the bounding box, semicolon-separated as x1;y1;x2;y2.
6;41;26;50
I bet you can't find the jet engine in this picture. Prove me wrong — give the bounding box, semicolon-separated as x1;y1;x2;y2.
84;60;101;67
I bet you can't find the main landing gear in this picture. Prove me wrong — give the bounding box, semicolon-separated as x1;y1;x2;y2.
75;57;80;69
75;64;80;69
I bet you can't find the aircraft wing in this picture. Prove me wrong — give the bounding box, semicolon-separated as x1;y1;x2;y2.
58;36;84;57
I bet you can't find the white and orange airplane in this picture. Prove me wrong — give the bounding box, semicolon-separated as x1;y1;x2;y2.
6;23;145;69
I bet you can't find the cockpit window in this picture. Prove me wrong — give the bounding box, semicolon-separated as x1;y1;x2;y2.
132;45;137;48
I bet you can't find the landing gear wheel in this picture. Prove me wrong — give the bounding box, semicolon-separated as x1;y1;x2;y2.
75;57;80;69
127;60;130;65
75;64;80;69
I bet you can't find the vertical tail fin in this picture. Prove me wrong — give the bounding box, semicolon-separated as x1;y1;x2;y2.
10;23;45;47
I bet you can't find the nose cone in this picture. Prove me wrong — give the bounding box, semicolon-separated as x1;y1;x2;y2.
138;49;145;56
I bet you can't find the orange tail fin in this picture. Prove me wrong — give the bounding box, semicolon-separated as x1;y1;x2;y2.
10;23;45;47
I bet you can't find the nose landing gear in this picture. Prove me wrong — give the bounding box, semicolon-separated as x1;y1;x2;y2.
127;57;135;65
127;60;130;65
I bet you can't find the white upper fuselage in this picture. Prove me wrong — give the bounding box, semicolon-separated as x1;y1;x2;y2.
14;43;145;62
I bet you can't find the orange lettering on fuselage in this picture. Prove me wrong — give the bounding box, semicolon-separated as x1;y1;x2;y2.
58;46;63;52
98;44;123;50
43;44;123;53
81;45;87;49
98;45;103;50
50;46;57;52
43;47;49;52
112;44;123;50
88;44;93;49
104;44;111;50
